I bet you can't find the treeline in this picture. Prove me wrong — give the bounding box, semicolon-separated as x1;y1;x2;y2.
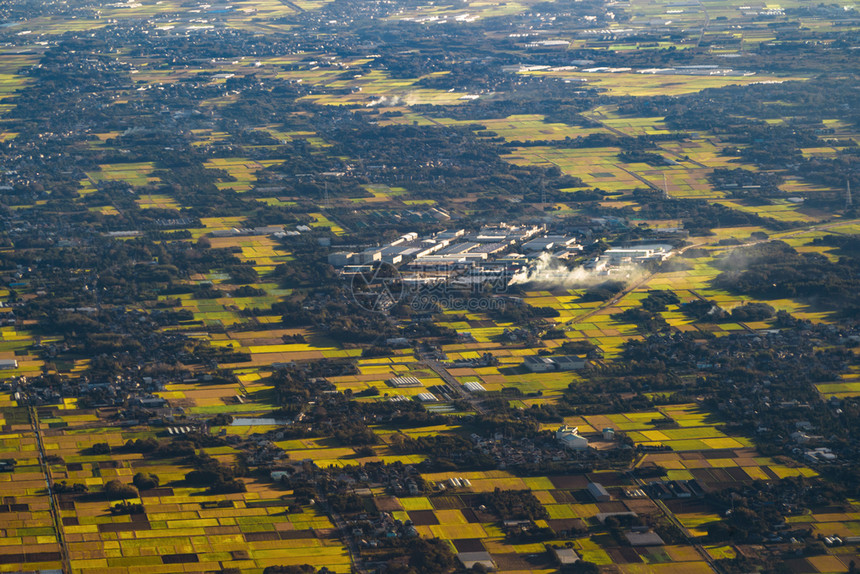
389;433;495;471
713;241;860;310
185;451;247;494
611;291;679;333
486;298;560;324
476;488;550;521
705;477;846;543
322;122;586;202
627;189;797;233
681;300;775;322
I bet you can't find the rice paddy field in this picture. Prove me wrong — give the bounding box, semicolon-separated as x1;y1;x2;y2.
5;210;851;571
0;405;351;574
202;158;286;192
388;0;547;22
0;405;64;574
4;384;860;574
1;153;856;572
522;70;805;97
0;0;306;37
625;0;858;27
0;0;859;571
435;114;609;142
0;57;35;117
86;163;160;188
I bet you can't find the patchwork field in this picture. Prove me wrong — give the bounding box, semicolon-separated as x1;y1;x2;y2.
0;406;351;574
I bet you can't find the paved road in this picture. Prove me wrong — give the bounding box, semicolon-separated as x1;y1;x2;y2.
630;460;722;573
30;406;72;574
319;497;367;574
696;0;711;47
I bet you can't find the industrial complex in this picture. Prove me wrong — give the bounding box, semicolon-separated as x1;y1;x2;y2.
330;224;674;290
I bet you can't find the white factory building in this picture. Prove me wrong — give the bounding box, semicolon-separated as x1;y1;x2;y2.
556;425;589;450
602;244;673;265
329;225;547;271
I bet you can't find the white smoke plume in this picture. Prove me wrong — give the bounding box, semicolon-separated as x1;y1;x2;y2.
365;92;421;108
366;95;401;107
509;253;641;288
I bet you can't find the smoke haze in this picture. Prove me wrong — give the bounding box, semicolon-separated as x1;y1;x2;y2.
365;93;421;107
509;253;641;288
